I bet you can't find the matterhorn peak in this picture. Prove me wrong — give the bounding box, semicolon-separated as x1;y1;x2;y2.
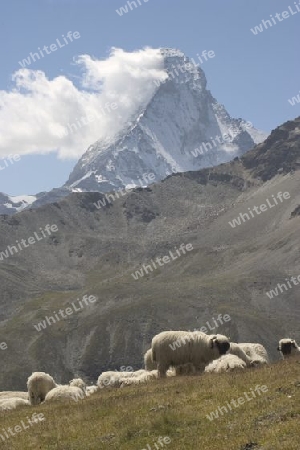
29;48;267;209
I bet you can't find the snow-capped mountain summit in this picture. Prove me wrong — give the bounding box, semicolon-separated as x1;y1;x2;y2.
0;48;267;214
63;48;267;193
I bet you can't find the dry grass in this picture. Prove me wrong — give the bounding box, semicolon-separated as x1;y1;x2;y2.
1;359;299;450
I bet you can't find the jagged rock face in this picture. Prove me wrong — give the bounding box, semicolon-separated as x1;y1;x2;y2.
242;117;300;181
64;48;267;193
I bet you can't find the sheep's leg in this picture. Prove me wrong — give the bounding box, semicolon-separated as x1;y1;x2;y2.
157;363;168;378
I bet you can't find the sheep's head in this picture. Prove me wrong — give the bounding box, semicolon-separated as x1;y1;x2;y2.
27;372;56;405
209;334;230;355
29;391;43;405
250;358;267;367
278;339;299;357
69;378;86;392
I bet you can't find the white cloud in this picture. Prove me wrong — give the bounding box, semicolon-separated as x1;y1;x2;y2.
0;47;167;159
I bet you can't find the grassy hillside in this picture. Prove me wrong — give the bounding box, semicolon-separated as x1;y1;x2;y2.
1;359;299;450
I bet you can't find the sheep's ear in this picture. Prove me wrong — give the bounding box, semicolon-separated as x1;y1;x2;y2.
277;346;280;351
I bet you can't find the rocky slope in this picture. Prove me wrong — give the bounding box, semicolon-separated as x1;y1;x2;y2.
0;117;299;390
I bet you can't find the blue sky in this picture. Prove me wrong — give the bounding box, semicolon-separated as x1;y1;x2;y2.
0;0;299;195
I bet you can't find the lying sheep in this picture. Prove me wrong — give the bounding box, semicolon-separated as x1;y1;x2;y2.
0;391;28;401
44;385;86;403
238;343;269;365
27;372;57;405
239;343;270;364
230;343;269;366
0;397;30;411
86;385;98;396
120;370;159;387
151;331;230;377
205;354;246;373
97;370;147;389
277;339;300;359
229;343;256;367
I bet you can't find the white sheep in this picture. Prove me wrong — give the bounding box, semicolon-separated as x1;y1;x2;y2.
0;391;28;401
27;372;57;405
120;370;159;387
97;371;121;389
229;343;269;366
277;338;300;359
44;385;86;403
0;397;30;411
86;385;98;396
238;343;269;365
229;343;255;367
97;370;147;389
151;331;230;377
205;354;247;373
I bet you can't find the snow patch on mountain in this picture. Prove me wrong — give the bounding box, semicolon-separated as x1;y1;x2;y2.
0;194;37;215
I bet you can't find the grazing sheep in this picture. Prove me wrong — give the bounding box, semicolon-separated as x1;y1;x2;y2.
277;339;300;359
27;372;57;405
144;348;157;371
86;385;98;396
151;331;230;377
0;397;30;411
44;385;86;403
0;391;28;401
205;354;247;373
97;370;147;389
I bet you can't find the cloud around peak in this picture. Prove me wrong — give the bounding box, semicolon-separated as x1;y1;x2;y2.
0;47;167;159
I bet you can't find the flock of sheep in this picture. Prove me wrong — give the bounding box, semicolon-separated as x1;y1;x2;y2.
0;331;299;413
